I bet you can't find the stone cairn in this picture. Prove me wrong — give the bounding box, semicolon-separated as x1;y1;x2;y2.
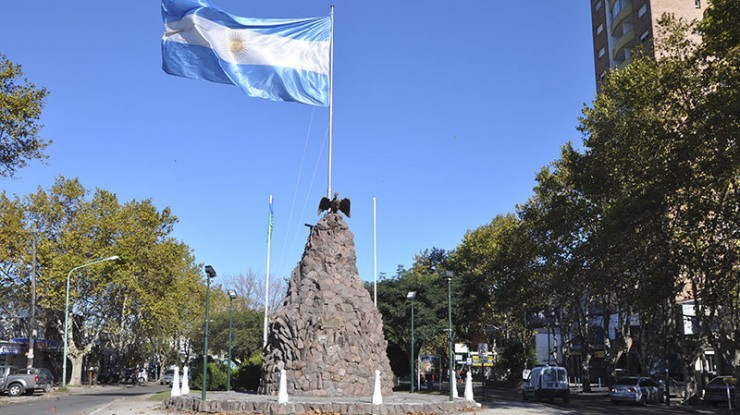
259;213;394;397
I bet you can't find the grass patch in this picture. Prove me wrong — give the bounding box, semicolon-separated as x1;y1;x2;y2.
148;390;172;401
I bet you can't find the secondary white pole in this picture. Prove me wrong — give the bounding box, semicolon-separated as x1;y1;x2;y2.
327;5;335;198
263;195;273;348
373;197;377;306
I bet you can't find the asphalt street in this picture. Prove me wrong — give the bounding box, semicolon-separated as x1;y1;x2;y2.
1;382;736;415
0;383;169;415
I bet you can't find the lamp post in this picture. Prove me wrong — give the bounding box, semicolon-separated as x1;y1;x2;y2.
407;291;417;393
445;270;454;401
227;289;237;391
63;255;119;387
202;265;216;401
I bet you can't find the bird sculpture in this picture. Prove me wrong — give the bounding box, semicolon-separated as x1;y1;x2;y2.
318;192;351;218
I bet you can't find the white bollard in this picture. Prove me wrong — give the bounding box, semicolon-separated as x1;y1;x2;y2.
372;370;383;405
171;368;181;397
452;374;459;399
278;369;289;404
464;371;474;401
181;366;190;395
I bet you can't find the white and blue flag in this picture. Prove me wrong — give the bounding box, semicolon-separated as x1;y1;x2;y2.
162;0;331;106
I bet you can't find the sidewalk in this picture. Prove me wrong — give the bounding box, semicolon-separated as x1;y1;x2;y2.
89;393;167;415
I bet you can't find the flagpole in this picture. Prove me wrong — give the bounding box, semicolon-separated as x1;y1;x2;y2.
263;195;273;348
373;197;378;306
327;4;335;198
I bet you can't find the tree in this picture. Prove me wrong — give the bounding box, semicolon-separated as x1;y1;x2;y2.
369;249;454;379
566;0;739;395
6;176;204;385
0;54;51;177
447;214;540;381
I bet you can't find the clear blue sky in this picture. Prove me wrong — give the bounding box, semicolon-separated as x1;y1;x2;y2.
1;1;596;285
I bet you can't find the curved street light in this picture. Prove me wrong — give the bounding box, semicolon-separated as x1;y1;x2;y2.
63;255;119;387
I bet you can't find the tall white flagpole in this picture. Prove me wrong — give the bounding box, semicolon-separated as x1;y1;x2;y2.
263;195;273;348
327;5;335;198
373;197;378;306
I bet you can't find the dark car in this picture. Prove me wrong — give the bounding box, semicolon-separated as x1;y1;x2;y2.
609;376;663;405
703;376;736;406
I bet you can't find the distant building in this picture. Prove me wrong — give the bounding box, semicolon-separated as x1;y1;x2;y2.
589;0;706;88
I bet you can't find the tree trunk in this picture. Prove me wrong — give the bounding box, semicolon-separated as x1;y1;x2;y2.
581;352;592;392
69;353;85;386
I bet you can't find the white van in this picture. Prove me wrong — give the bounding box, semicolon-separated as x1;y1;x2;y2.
522;365;570;403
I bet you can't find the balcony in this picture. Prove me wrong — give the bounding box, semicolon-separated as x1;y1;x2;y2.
612;28;635;62
611;2;634;37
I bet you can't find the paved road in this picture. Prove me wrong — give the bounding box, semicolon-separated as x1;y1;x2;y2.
0;383;169;415
2;382;734;415
473;383;736;415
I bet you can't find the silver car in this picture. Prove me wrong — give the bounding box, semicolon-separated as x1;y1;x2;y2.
609;376;663;405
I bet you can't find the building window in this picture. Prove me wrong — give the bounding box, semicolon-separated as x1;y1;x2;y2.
598;47;606;58
594;1;603;11
638;4;648;17
640;30;650;44
596;23;604;35
599;71;607;82
695;0;701;8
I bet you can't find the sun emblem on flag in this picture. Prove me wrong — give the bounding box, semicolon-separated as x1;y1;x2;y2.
221;31;249;59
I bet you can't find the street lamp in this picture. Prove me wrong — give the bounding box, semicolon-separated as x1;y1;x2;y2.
227;289;237;391
63;255;119;387
202;265;216;401
445;270;454;401
407;291;417;393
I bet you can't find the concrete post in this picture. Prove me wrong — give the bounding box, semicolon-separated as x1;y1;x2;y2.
278;369;289;404
372;370;383;405
464;371;474;401
181;366;190;395
171;368;181;397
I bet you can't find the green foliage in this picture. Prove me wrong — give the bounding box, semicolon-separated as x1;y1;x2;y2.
191;362;228;391
0;176;205;383
0;53;51;177
496;340;536;383
370;249;456;376
188;287;264;367
234;362;261;391
387;0;739;388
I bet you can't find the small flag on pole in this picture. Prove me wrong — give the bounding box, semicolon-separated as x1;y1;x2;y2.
267;198;274;242
161;0;331;106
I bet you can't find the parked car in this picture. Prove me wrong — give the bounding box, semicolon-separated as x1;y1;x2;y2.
17;367;54;388
522;365;570;403
160;368;188;386
0;366;52;396
654;376;685;399
609;376;663;405
703;376;736;406
122;367;147;384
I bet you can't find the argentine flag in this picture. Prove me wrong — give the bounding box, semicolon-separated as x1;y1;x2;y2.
162;0;330;106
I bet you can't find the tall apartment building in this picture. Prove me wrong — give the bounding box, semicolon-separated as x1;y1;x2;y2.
589;0;706;86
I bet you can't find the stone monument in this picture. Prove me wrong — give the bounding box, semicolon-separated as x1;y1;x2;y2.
259;213;394;397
